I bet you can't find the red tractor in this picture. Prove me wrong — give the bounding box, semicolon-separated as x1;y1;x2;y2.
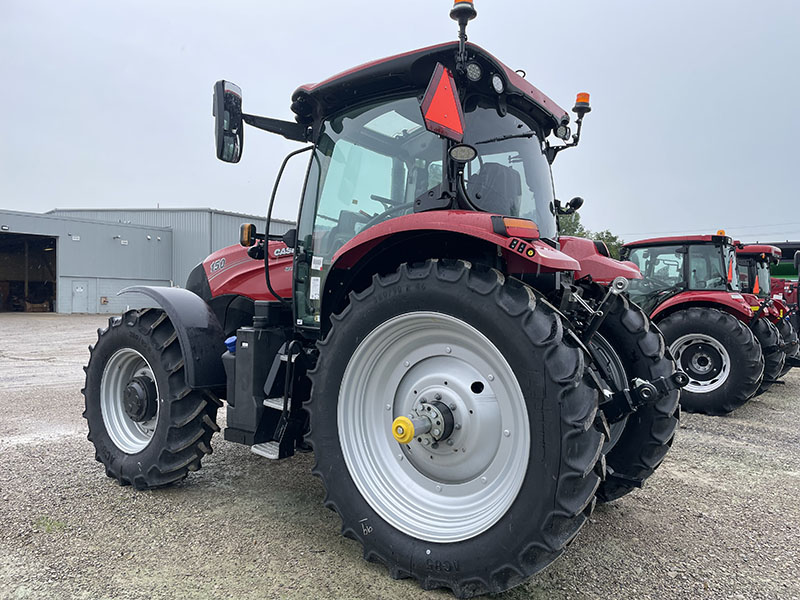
737;244;800;374
82;3;685;596
621;233;790;415
769;244;800;334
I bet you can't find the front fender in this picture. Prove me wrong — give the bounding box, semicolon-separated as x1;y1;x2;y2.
331;211;580;272
651;291;754;323
120;286;226;389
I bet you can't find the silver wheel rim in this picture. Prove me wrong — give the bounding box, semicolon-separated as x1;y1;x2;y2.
338;311;530;543
100;348;159;454
670;333;730;393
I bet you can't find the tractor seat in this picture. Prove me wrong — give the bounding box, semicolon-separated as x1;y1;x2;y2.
467;163;522;216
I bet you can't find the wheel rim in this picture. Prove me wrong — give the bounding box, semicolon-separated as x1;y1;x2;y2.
591;334;628;453
100;348;160;454
338;311;530;543
669;333;730;393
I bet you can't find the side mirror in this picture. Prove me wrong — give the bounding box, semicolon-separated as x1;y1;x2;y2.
795;250;800;272
282;228;297;248
567;196;584;213
213;80;244;163
240;223;257;247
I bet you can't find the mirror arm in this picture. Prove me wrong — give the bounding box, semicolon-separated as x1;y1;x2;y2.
547;114;585;163
242;113;310;142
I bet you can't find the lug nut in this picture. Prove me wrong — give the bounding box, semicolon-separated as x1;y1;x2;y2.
454;423;462;430
434;393;442;400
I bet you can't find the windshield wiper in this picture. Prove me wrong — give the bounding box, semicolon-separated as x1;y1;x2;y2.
474;130;537;145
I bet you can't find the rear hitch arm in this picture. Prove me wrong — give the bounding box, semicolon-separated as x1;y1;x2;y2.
602;372;689;424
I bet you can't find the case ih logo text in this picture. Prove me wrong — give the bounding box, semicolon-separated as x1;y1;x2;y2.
274;247;294;257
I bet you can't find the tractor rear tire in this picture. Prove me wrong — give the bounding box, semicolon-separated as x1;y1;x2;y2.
751;318;786;395
591;291;680;503
658;307;763;415
83;308;220;489
307;260;605;597
776;318;799;378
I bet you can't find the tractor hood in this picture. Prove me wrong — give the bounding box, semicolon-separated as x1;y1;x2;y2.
291;42;568;135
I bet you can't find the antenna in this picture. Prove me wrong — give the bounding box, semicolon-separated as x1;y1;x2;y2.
450;1;477;74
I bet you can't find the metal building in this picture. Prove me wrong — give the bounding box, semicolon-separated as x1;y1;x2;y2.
1;208;292;314
0;209;173;314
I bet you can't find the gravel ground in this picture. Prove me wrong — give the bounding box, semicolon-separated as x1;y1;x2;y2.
1;312;799;600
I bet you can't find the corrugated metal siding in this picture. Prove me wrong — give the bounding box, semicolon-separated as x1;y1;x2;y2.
1;210;173;314
57;276;169;314
50;209;294;286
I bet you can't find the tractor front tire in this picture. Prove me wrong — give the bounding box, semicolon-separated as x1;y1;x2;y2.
307;260;605;597
751;318;786;395
83;308;220;489
591;291;680;503
658;307;763;415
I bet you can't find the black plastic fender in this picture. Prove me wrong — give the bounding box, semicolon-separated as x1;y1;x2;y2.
120;286;226;389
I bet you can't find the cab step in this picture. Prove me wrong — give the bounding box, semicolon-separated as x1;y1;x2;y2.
263;397;285;411
251;441;280;460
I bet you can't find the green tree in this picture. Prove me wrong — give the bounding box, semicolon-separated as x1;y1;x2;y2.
592;229;625;259
558;212;589;237
558;213;624;259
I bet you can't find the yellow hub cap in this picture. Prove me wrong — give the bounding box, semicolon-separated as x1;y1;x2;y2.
391;416;415;444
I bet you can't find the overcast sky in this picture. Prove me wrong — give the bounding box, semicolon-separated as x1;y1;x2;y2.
1;0;799;243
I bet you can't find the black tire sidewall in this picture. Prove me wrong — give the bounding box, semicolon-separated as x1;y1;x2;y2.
85;316;176;482
658;308;761;413
310;266;600;587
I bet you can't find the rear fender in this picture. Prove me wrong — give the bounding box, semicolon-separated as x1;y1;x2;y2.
120;286;226;389
559;236;641;284
331;211;580;272
651;291;753;323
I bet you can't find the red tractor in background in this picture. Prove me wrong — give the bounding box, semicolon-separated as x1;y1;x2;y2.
769;244;800;334
737;244;800;375
621;233;789;415
81;3;686;596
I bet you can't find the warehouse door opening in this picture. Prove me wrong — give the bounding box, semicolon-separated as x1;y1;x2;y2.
0;233;57;312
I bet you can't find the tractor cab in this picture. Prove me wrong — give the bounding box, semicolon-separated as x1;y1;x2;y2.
736;244;781;300
621;234;741;314
212;13;598;330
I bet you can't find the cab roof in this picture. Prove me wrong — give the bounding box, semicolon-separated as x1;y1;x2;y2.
624;235;733;248
290;42;568;133
737;244;782;259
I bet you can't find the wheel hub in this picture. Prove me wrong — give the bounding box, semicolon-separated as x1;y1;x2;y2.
338;311;529;543
669;333;731;394
123;375;158;423
681;343;723;380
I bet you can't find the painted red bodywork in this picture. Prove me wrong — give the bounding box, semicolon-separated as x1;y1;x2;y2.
773;278;799;306
203;242;292;301
331;211;580;272
559;236;642;284
650;290;754;323
737;244;782;259
625;235;722;248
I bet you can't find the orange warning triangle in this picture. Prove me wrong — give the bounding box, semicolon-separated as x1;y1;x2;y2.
753;276;760;295
420;63;464;142
727;258;734;282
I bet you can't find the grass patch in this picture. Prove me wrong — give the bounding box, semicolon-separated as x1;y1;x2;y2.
33;516;66;533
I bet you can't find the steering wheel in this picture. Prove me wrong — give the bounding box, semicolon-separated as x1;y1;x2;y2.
362;202;415;229
640;276;675;290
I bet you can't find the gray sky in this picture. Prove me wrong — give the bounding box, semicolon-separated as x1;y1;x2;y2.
2;0;799;242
